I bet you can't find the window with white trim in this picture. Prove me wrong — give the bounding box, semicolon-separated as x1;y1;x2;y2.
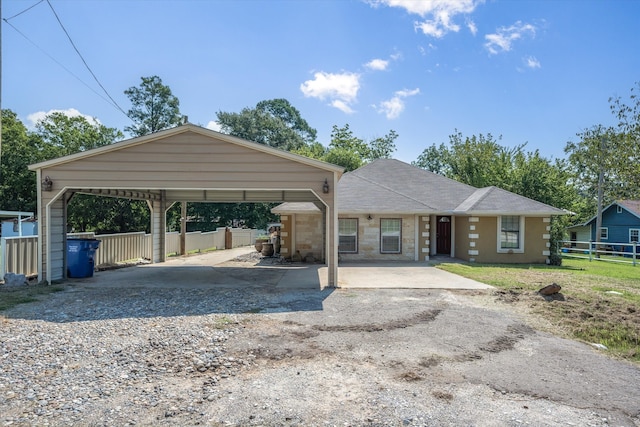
380;218;401;254
497;216;524;252
600;227;608;240
338;218;358;253
617;205;623;214
630;229;640;243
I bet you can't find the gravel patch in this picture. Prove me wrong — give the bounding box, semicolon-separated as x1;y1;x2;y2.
1;260;639;426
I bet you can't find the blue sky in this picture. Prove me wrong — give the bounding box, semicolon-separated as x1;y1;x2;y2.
3;0;639;163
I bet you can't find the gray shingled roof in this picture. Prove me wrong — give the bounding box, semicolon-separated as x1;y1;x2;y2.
338;159;566;215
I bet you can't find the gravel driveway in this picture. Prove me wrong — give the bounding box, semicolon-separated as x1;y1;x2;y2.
1;254;639;426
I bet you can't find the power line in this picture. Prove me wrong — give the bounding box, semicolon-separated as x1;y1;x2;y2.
4;0;130;119
5;0;45;21
3;19;123;112
45;0;129;118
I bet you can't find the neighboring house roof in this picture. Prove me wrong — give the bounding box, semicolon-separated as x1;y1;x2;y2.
618;200;640;218
337;159;566;216
580;200;640;226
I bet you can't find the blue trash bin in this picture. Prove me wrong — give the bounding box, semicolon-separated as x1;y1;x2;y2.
67;239;100;278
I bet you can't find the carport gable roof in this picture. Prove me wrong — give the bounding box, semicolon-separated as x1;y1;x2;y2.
28;123;344;174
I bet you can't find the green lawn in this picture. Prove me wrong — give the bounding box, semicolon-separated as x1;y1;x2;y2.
437;258;640;362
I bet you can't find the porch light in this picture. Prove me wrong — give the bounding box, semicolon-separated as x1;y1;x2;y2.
322;178;330;194
367;214;372;220
41;176;53;192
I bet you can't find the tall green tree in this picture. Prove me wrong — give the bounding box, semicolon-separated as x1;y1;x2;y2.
124;75;183;137
216;98;317;151
414;131;518;189
0;110;42;212
295;124;398;171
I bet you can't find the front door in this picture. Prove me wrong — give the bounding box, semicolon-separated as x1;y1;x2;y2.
436;216;451;255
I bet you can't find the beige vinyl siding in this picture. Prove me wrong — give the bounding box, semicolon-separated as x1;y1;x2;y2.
41;132;332;194
48;200;65;281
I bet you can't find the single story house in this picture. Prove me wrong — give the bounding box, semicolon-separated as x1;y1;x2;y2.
273;159;566;264
568;200;640;252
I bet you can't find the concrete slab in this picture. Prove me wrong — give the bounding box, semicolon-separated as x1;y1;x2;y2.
333;262;492;290
83;247;490;291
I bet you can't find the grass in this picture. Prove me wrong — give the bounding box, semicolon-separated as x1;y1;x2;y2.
0;283;66;312
437;258;640;362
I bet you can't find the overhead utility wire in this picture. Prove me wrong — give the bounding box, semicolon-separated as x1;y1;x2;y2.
45;0;129;118
3;19;119;110
5;0;45;20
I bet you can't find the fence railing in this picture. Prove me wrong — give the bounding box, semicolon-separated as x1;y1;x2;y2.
560;240;638;266
1;228;258;278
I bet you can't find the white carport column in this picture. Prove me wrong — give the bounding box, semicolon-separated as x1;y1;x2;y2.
148;191;168;263
327;201;338;287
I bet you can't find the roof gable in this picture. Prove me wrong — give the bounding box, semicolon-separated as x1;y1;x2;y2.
29;123;344;174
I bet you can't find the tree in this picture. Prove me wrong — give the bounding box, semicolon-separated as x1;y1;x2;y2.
124;76;183;137
0;110;42;212
609;82;640;193
34;112;123;160
565;125;622;249
216;98;317;151
317;124;398;171
414;131;519;188
368;130;398;160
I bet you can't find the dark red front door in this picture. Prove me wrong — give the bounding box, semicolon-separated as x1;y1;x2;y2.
436;216;451;254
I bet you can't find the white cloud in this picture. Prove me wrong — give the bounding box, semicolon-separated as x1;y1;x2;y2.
484;21;536;54
300;71;360;113
331;99;355;114
206;120;222;132
525;56;541;69
376;87;420;119
365;58;390;71
27;108;100;128
368;0;483;38
466;19;478;36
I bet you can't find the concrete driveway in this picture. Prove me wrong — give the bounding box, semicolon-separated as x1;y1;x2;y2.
85;246;490;290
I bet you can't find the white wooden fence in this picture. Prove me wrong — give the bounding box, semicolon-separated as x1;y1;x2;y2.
1;228;258;278
560;240;638;266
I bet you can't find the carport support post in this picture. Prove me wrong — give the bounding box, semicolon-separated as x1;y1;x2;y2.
180;201;187;256
327;195;338;288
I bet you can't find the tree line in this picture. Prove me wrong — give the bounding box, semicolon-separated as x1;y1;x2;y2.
1;76;638;238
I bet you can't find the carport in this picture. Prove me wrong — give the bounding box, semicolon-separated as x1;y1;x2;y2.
28;124;343;286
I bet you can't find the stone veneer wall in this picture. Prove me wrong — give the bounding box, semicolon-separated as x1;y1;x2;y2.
277;213;324;262
339;214;416;261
